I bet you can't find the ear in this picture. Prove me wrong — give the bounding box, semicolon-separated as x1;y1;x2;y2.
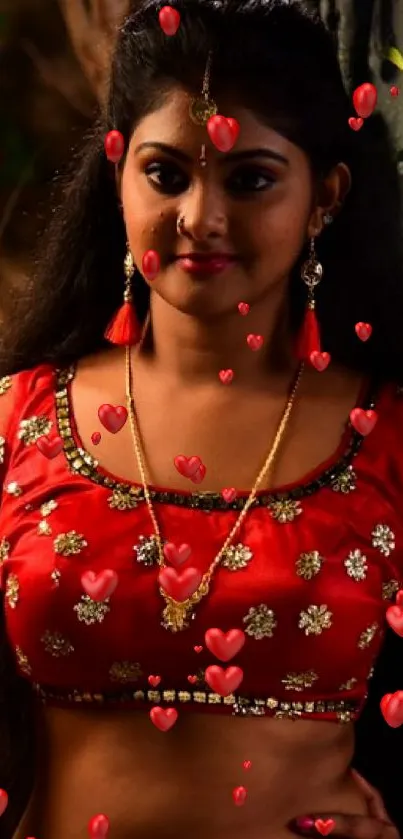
307;162;352;237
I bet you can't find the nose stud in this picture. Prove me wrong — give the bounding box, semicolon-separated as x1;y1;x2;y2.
177;215;185;234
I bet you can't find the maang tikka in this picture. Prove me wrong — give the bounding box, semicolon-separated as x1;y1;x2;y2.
104;246;142;347
296;237;323;363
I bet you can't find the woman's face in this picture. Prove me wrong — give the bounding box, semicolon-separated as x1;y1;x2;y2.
119;87;338;319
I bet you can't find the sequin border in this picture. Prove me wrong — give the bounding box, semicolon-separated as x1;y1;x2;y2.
32;682;359;719
55;366;379;511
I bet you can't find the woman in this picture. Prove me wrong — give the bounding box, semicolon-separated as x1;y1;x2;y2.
0;0;402;837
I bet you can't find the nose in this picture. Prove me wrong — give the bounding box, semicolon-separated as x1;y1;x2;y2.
178;182;228;241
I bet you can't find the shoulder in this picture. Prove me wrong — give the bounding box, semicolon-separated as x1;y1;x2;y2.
0;363;57;437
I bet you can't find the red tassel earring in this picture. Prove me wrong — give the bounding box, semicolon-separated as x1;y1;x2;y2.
296;237;323;364
104;247;142;346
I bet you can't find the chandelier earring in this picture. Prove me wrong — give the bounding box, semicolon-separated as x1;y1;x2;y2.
295;237;323;364
104;245;142;347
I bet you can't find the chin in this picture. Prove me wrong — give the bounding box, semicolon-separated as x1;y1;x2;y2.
153;275;248;320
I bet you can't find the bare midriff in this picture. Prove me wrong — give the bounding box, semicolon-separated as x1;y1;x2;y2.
14;706;369;839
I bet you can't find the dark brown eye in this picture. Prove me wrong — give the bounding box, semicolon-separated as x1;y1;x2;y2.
145;162;188;194
227;167;276;194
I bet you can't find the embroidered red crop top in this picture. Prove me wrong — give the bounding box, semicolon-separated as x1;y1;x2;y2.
0;363;402;723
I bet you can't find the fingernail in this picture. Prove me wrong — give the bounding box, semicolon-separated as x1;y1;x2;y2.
291;816;315;833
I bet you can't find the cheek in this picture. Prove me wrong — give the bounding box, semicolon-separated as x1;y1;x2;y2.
254;186;312;269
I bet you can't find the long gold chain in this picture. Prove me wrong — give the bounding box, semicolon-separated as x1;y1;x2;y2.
125;344;304;632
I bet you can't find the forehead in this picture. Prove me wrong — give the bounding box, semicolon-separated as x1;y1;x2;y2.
130;87;299;159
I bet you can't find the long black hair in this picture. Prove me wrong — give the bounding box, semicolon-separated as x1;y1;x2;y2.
1;0;403;834
0;0;402;379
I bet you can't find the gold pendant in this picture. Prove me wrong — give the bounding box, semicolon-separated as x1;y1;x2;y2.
189;96;218;126
161;599;191;633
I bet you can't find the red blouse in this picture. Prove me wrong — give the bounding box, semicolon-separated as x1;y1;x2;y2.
0;363;402;723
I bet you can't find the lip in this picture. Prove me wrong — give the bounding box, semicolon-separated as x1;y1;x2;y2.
175;254;238;275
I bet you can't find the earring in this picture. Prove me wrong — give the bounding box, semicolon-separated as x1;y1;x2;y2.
295;237;323;364
104;245;142;346
323;213;333;226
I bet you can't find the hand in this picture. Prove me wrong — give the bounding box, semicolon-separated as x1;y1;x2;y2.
289;770;400;838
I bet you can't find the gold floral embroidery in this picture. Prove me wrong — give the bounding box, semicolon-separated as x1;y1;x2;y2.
5;574;19;608
5;481;23;497
0;436;5;465
73;595;110;625
0;376;12;396
108;487;143;511
18;416;52;446
38;521;52;536
268;498;302;523
358;623;378;650
54;531;88;556
331;467;356;494
41;630;74;657
0;537;10;564
109;661;143;683
15;646;32;676
134;535;160;567
298;605;333;636
281;670;319;691
50;569;61;586
41;500;58;517
339;677;358;691
222;543;253;571
372;524;395;557
382;579;400;601
344;550;368;581
296;551;324;581
243;604;277;639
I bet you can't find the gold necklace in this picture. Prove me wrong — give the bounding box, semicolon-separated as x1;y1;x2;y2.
125;344;304;633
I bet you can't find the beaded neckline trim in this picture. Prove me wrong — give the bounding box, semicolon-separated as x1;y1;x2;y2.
32;682;360;720
55;365;379;511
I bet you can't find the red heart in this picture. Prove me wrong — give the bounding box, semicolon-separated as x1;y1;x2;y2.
158;567;202;601
194;645;203;653
348;117;363;131
310;351;331;372
314;819;335;836
221;487;237;504
142;250;160;282
204;665;244;696
81;570;118;602
150;706;178;731
158;6;181;36
163;542;191;567
219;369;234;385
243;760;252;770
36;435;63;459
380;691;403;728
174;455;203;478
238;302;249;316
350;408;378;436
390;85;399;97
396;590;403;608
0;789;8;817
104;130;124;164
353;82;377;118
386;604;403;637
98;404;127;434
187;675;197;684
355;321;372;341
247;334;264;352
91;432;101;445
207;115;240;153
148;675;161;687
205;628;246;662
190;463;206;484
88;814;110;839
232;786;247;806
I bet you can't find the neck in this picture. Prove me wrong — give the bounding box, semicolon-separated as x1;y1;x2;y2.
138;290;295;389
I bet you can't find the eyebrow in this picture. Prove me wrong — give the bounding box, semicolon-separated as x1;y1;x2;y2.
134;141;289;166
